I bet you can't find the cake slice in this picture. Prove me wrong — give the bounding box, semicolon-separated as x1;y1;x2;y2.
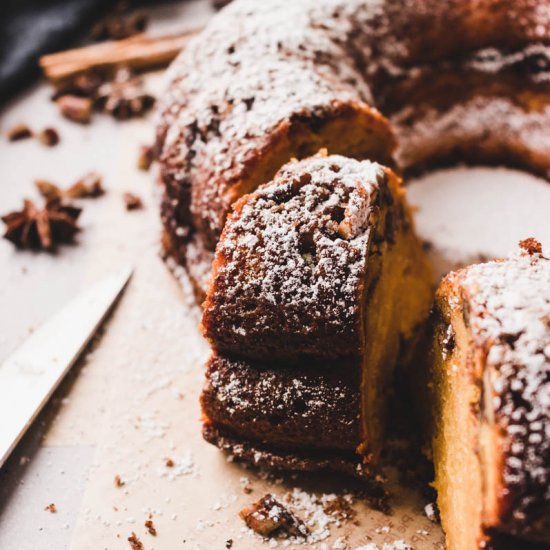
427;239;550;549
201;152;433;468
200;353;378;482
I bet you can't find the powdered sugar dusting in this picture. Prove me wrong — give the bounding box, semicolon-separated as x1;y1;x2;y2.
203;155;387;360
157;0;550;263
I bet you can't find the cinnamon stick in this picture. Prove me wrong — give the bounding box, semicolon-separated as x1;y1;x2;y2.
40;29;200;85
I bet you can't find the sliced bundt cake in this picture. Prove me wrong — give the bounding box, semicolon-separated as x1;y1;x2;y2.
200;153;433;476
426;239;550;549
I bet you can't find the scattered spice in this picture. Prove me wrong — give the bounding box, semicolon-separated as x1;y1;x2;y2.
165;458;174;468
66;172;105;199
36;172;104;201
7;123;32;142
137;144;154;171
123;192;144;210
2;199;81;250
114;475;125;488
56;95;93;124
239;494;309;538
44;503;57;513
144;518;157;536
127;532;144;550
95;67;155;120
91;8;148;41
37;127;60;147
52;72;103;102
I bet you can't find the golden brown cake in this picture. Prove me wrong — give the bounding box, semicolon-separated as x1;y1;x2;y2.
426;239;550;549
156;0;550;300
200;153;433;480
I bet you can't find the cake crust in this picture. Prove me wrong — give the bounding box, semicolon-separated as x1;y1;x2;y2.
431;240;550;546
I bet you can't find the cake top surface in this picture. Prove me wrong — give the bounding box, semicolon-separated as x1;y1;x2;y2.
445;239;550;525
157;0;550;246
203;154;391;359
216;152;385;310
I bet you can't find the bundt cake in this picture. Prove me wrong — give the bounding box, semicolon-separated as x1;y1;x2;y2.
155;0;550;546
200;153;433;480
156;0;550;300
425;239;550;549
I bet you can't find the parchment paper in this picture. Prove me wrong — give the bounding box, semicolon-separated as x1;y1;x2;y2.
1;2;550;549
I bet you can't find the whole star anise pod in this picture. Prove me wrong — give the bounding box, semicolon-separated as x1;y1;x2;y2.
2;199;81;250
95;67;155;120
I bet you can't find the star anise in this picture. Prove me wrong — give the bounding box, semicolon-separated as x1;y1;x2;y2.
2;199;81;250
95;67;155;120
36;172;105;201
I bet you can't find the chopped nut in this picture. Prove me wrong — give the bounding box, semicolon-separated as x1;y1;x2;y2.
127;532;144;550
56;95;92;124
137;145;154;171
239;494;309;538
37;127;60;147
44;503;57;513
165;458;174;468
123;192;143;211
7;123;32;141
114;475;125;488
144;518;157;536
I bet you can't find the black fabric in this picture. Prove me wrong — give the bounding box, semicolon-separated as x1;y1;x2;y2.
0;0;112;105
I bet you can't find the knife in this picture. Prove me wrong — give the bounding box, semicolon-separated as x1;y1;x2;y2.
0;267;132;468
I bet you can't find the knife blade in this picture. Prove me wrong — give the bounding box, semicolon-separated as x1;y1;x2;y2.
0;267;132;468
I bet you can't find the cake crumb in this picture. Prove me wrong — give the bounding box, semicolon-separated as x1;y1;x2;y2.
144;518;157;536
114;475;125;488
165;457;175;468
44;503;57;513
322;494;356;521
239;494;309;538
519;237;542;256
124;192;144;210
424;502;438;522
127;532;144;549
